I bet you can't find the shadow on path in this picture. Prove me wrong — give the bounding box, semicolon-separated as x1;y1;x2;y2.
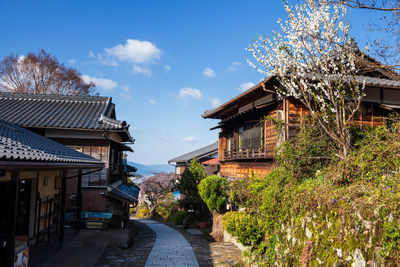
96;219;156;267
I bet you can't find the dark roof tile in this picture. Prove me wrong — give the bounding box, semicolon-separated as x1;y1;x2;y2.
0;118;102;164
168;142;218;164
0;92;129;132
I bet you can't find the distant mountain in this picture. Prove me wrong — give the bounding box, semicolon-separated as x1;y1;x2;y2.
129;161;174;176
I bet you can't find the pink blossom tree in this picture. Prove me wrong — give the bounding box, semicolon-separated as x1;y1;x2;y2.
139;172;177;211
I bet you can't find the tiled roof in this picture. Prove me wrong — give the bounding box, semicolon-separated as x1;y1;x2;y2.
168;142;218;164
202;158;219;165
0;118;102;164
203;75;400;119
0;92;128;131
107;180;139;203
356;76;400;88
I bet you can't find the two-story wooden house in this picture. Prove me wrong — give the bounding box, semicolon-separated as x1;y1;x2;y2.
0;118;103;266
203;71;400;179
0;93;137;225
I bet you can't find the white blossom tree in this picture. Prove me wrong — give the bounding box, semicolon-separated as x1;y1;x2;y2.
247;0;365;159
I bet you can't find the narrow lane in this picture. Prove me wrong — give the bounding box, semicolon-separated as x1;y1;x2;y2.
137;219;199;267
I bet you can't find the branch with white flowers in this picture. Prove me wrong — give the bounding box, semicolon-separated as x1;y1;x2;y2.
248;0;365;159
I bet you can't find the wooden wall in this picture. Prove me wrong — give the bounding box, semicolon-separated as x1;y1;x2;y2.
217;97;389;180
220;161;276;178
81;188;106;211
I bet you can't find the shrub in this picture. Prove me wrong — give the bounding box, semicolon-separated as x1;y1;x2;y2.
345;126;400;183
155;192;180;221
178;157;206;206
223;211;267;254
198;175;228;213
229;178;252;209
381;220;400;259
275;122;335;182
168;210;189;225
136;205;151;218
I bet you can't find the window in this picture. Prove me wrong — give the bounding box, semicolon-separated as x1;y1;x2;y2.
239;122;263;149
226;132;234;152
69;145;108;187
238;127;244;148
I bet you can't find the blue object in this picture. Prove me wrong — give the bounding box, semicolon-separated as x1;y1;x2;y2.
108;180;140;203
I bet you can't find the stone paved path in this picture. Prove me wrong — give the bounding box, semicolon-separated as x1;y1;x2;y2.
96;219;156;267
139;219;199;267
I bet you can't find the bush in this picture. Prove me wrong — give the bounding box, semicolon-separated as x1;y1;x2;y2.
345;126;400;183
178;157;207;210
168;210;188;225
381;220;400;259
155;192;180;221
275;123;335;182
223;211;267;254
223;124;400;263
198;175;228;213
229;178;251;209
136;205;151;218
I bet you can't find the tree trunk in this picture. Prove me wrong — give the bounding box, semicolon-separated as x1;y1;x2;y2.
211;212;224;242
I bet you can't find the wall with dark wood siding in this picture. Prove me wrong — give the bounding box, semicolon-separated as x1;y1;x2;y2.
81;188;106;211
217;96;388;179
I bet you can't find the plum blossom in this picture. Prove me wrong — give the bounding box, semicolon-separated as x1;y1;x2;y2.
247;0;365;159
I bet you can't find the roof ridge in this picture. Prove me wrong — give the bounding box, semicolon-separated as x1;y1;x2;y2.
0;92;110;102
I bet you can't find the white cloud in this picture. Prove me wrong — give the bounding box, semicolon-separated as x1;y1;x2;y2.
203;67;216;78
88;51;95;58
177;88;202;101
68;59;76;65
228;61;241;71
105;39;161;64
181;136;196;143
211;97;221;108
156;135;169;141
121;85;130;92
81;75;118;91
149;99;156;104
96;53;118;66
133;65;152;76
120;85;132;100
164;65;171;71
238;82;255;92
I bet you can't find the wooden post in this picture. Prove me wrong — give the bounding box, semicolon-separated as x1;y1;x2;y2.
36;197;41;241
4;172;19;267
76;169;82;232
47;197;52;243
58;170;67;243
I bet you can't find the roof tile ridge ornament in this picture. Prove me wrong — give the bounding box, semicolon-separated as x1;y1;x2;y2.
98;114;127;129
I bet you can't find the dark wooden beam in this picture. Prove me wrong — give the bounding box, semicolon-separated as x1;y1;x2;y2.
4;172;19;267
58;170;67;243
75;169;82;232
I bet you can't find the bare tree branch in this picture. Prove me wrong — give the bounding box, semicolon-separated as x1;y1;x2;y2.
0;50;96;95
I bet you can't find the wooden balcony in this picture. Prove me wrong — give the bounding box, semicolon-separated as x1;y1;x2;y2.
223;145;274;161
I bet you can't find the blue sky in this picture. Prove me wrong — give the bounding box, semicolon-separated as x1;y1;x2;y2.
0;0;384;164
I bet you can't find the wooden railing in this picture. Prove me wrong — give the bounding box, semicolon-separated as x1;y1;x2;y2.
222;119;278;161
223;145;274;160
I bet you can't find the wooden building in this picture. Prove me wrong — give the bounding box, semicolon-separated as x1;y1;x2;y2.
203;72;400;179
168;142;219;176
0;93;137;224
0;118;103;267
